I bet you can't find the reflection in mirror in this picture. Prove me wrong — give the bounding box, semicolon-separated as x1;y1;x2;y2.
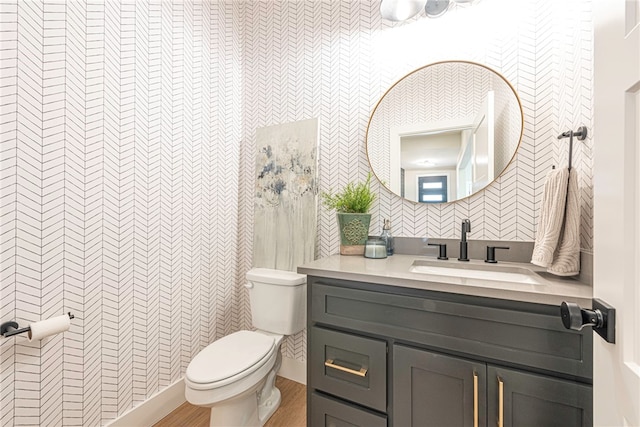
366;61;523;204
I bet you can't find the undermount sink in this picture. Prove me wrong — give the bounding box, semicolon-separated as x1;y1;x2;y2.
409;259;544;285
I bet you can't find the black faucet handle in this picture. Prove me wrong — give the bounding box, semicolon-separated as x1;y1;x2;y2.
462;219;471;233
485;246;510;263
428;243;448;260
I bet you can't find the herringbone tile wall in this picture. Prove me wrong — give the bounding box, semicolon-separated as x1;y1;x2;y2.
239;0;593;361
0;0;593;426
0;1;242;426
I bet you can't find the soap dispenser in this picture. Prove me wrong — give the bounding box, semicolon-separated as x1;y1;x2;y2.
380;219;394;256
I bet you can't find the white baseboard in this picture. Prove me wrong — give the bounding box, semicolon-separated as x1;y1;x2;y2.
105;378;186;427
278;356;306;385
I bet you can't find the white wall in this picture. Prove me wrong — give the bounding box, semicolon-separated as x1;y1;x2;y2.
0;1;242;426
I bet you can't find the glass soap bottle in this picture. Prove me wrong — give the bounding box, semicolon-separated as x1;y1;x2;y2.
380;219;394;256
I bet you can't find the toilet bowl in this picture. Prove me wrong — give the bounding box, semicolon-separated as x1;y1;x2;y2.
185;330;283;426
184;268;306;427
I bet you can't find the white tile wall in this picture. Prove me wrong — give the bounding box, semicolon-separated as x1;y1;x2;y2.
0;0;593;425
0;1;242;425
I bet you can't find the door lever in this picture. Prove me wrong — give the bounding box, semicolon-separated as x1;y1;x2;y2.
560;299;615;343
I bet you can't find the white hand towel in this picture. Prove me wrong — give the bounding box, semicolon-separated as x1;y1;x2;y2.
531;168;569;268
548;168;580;276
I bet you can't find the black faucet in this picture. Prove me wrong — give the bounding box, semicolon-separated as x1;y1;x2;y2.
485;246;510;263
428;243;448;260
458;219;471;261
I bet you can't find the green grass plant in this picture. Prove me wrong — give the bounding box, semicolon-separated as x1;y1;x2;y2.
321;172;376;213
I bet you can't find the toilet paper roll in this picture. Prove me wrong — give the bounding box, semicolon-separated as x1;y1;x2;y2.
28;315;71;342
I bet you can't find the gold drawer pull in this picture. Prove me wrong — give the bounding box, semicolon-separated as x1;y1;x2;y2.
324;359;368;377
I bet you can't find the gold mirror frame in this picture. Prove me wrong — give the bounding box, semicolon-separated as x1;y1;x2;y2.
365;60;524;204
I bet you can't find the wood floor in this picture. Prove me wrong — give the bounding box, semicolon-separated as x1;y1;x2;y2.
154;376;306;427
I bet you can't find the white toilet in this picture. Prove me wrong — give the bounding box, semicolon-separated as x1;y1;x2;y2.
185;268;307;427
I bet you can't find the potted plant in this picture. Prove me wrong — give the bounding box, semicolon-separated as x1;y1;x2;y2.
321;173;376;255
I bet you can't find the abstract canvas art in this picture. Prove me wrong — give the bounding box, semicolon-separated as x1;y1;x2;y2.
253;118;319;271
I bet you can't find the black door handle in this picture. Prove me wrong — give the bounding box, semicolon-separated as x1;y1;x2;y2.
560;299;615;343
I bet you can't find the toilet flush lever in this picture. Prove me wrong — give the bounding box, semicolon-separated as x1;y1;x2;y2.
560;299;615;343
244;282;253;289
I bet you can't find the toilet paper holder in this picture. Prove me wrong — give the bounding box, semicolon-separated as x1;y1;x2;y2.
1;312;74;338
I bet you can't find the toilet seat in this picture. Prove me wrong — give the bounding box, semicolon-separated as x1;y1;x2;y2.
186;330;276;389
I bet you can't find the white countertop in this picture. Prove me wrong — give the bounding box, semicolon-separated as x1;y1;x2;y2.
297;254;593;306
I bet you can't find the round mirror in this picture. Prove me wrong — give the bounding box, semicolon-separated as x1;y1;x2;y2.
366;61;523;204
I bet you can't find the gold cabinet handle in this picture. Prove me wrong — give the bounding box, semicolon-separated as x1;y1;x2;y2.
473;371;479;427
498;376;504;427
324;359;368;377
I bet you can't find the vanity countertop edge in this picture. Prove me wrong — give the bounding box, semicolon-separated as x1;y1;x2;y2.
297;254;592;307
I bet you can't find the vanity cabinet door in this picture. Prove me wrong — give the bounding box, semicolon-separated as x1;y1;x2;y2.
487;366;592;427
393;345;487;427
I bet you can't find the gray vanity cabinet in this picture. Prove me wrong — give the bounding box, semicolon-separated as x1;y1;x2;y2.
306;277;593;427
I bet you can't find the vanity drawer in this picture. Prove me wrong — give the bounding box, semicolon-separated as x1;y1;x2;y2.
310;392;387;427
309;326;387;412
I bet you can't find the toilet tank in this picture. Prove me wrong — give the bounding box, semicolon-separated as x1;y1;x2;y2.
246;268;307;335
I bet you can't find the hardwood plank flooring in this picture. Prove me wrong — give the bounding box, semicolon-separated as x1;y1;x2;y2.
154;376;306;427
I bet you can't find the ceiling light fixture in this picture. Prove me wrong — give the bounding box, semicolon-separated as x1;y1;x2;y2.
380;0;480;22
424;0;450;18
417;159;436;166
380;0;427;22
